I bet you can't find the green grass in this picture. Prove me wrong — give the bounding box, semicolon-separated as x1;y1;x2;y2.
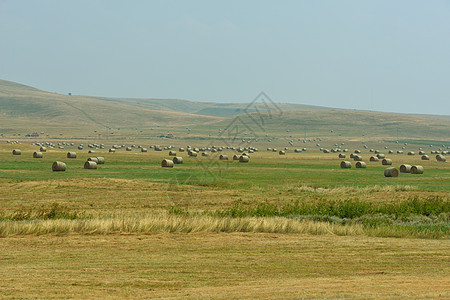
1;144;448;239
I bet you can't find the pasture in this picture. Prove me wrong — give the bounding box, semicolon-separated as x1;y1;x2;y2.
0;139;449;298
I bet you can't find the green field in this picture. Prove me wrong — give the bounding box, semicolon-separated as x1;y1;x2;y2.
0;79;449;298
1;138;449;299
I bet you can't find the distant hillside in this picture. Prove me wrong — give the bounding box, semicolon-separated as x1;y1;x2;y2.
216;110;450;140
85;96;334;118
0;79;449;141
0;79;223;134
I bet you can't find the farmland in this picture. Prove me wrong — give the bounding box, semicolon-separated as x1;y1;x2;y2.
0;80;449;298
0;138;449;298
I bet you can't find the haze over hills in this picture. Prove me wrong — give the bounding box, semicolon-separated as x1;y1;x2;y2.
0;79;449;141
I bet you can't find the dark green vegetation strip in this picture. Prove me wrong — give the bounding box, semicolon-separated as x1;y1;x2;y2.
208;196;450;239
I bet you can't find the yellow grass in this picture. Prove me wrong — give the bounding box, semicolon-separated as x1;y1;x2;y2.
0;214;364;237
0;233;448;298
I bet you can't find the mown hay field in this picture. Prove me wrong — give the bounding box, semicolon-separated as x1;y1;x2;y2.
0;141;449;298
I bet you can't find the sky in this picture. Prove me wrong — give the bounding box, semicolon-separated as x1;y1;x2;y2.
1;0;450;115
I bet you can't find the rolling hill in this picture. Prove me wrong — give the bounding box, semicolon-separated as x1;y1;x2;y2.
0;79;449;141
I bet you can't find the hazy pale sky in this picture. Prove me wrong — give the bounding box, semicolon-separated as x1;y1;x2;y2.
1;0;449;115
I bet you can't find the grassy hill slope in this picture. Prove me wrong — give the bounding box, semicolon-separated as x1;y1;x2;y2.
0;79;223;134
1;79;449;141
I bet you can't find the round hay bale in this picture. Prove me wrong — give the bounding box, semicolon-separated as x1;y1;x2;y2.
96;157;105;164
376;153;385;159
370;156;379;162
141;148;148;152
84;161;97;169
12;149;21;155
169;150;177;156
397;150;403;154
436;154;446;162
340;161;352;169
411;165;424;174
219;154;228;160
109;148;115;153
294;149;302;153
349;153;355;159
202;152;209;157
339;153;346;159
421;155;429;160
419;151;425;155
388;150;394;154
40;147;47;152
189;151;198;157
179;148;185;152
356;161;366;168
384;167;398;177
67;152;77;158
33;151;43;158
233;154;240;160
407;151;415;156
88;150;95;154
239;155;249;163
126;147;132;151
354;150;361;154
52;161;66;172
161;159;174;168
353;155;363;161
88;157;99;163
382;158;392;165
173;157;183;164
279;150;286;155
400;164;412;173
